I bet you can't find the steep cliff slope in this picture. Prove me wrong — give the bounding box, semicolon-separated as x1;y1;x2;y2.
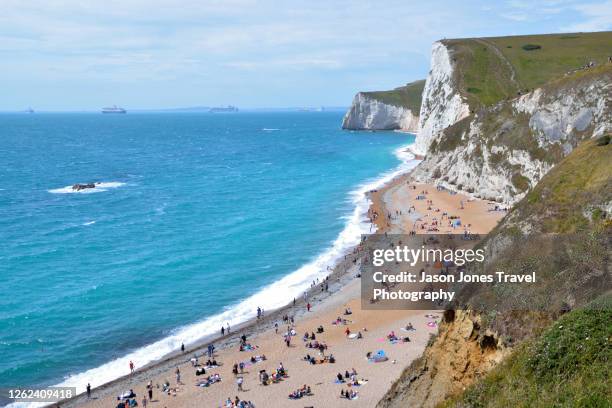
378;138;612;408
442;304;611;408
342;80;425;131
413;31;612;203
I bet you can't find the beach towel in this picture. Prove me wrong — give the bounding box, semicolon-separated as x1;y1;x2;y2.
370;350;388;362
348;333;358;339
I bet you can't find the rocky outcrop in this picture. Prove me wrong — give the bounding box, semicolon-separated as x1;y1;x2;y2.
72;183;96;191
414;41;470;155
342;92;419;131
378;311;509;408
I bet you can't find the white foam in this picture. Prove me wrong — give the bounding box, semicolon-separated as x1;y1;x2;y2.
82;221;96;226
17;143;420;404
48;182;125;194
262;128;281;131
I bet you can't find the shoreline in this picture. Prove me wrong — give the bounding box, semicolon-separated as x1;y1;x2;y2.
64;145;505;408
50;141;421;407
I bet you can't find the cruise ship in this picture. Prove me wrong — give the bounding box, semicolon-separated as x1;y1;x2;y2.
102;105;127;114
209;105;238;113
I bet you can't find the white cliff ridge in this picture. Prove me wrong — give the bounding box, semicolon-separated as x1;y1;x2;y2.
342;93;419;131
414;41;470;155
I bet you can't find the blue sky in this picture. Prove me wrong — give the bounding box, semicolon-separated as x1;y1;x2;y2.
0;0;610;110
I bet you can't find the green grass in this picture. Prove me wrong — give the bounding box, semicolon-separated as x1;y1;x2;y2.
487;31;612;91
445;39;518;107
521;138;612;233
444;31;612;107
362;79;425;113
442;306;612;408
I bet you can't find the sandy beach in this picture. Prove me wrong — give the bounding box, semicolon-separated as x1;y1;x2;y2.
68;168;506;408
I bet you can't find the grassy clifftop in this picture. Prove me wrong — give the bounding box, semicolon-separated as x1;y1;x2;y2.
361;79;425;113
444;31;612;107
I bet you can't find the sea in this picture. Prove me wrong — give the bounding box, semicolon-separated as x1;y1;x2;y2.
0;111;417;398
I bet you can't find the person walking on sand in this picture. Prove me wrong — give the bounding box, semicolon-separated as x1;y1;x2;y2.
181;343;185;353
142;397;147;408
175;367;181;384
86;383;91;399
237;376;244;392
307;302;311;312
129;360;135;374
147;381;153;400
226;322;231;334
221;326;225;336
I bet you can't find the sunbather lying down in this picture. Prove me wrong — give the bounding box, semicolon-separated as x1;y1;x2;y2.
195;373;221;387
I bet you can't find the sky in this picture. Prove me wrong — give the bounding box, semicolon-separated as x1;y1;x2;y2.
0;0;610;110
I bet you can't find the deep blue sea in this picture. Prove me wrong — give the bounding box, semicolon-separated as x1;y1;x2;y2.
0;112;415;393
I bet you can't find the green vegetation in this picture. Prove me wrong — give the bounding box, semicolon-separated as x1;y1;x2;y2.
445;31;612;107
445;38;518;107
443;306;612;408
444;139;612;406
363;79;425;113
487;31;612;91
521;44;541;51
521;138;612;232
511;173;530;192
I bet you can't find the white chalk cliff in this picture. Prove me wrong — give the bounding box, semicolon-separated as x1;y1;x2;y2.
411;42;611;204
414;41;470;155
342;93;419;131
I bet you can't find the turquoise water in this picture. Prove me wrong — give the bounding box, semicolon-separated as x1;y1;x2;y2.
0;112;414;391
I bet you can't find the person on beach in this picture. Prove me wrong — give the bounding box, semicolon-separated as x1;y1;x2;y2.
147;381;153;400
306;302;311;312
175;367;181;384
129;360;135;374
227;323;231;334
237;376;244;392
221;326;225;336
181;343;185;353
86;383;91;399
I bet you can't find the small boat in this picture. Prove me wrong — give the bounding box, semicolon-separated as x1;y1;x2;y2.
102;105;127;114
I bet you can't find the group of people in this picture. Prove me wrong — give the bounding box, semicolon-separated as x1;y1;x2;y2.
224;396;255;408
115;390;138;408
288;384;312;399
257;362;289;386
340;388;358;400
335;368;358;384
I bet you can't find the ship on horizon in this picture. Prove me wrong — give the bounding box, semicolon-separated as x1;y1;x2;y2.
209;105;238;113
102;105;127;114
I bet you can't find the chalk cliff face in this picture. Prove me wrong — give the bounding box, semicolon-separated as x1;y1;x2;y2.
342;92;419;131
414;41;470;155
413;70;610;203
412;40;611;203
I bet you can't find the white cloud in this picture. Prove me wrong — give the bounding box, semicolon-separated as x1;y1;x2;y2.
565;0;612;31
